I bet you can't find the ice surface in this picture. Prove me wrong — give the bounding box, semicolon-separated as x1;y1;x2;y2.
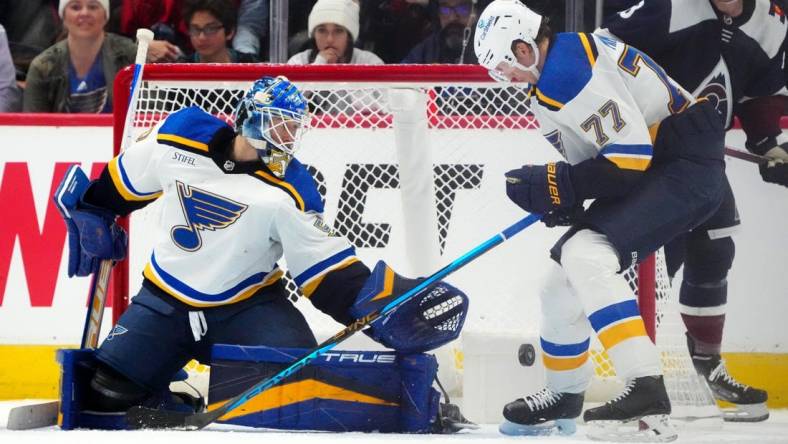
2;400;787;443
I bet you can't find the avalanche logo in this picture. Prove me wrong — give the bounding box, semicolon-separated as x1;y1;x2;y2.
696;72;729;126
171;181;248;252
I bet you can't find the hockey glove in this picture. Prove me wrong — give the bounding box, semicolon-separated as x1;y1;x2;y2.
54;165;128;277
350;261;468;353
760;158;788;188
747;135;788;161
504;162;576;215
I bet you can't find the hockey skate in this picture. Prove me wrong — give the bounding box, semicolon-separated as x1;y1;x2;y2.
499;388;583;436
583;375;677;442
689;347;768;422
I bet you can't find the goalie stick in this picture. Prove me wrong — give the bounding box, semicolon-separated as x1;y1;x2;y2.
6;29;154;431
126;213;542;430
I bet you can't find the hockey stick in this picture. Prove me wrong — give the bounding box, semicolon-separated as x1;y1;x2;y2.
80;27;153;351
725;146;768;165
80;260;114;348
6;29;154;431
126;213;542;430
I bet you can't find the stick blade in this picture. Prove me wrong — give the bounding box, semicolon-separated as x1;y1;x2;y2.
126;405;220;430
126;406;194;430
7;401;59;430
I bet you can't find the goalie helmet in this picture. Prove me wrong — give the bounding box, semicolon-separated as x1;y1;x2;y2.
234;76;309;176
474;0;543;82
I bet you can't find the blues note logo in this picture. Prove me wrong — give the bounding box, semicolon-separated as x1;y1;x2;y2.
171;181;248;251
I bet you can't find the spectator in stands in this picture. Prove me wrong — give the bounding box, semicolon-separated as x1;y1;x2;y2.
23;0;136;113
118;0;185;62
357;0;434;63
287;0;383;65
0;25;22;112
287;0;384;115
180;0;259;63
401;0;478;64
0;1;62;82
233;0;269;60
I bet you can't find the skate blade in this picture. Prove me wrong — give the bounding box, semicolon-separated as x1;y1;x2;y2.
586;414;677;442
721;402;769;423
499;418;576;436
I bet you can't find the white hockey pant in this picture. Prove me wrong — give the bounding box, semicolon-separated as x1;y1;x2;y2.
541;229;662;394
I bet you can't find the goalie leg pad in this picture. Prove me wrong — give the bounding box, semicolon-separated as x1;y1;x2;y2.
57;349;201;430
350;261;469;353
208;344;451;433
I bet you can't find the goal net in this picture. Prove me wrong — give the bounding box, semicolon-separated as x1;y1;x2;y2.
112;64;718;422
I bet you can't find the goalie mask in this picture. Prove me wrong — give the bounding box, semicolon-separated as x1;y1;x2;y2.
475;0;543;82
234;76;310;177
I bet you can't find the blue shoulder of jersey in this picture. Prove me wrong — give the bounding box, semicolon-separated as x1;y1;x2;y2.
535;33;599;111
157;106;232;154
284;158;324;214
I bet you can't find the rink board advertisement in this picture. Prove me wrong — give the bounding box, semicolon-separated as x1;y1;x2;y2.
0;116;787;405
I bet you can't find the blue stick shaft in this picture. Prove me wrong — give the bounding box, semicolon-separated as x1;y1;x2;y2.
225;212;542;414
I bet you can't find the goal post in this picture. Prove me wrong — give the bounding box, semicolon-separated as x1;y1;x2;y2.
111;63;718;422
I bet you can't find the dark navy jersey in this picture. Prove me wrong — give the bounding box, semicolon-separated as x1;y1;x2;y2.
599;0;787;126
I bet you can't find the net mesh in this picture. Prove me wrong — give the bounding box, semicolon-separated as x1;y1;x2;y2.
121;68;718;418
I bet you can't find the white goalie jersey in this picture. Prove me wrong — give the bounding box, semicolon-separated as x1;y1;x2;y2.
531;32;697;172
101;106;359;307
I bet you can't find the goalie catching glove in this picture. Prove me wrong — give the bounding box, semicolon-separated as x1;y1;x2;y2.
350;261;469;353
54;165;127;277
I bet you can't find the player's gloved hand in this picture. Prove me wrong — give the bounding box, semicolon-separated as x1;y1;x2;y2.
542;205;585;228
504;162;576;214
350;261;468;353
763;144;788;161
54;165;128;277
759;158;788;188
748;135;788;161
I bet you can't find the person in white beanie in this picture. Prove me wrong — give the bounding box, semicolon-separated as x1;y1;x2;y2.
58;0;110;19
24;0;136;112
287;0;383;65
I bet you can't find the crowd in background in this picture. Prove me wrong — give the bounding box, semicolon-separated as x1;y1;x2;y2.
0;0;785;114
0;0;501;113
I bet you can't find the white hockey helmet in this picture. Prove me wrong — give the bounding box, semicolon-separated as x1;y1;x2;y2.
474;0;544;82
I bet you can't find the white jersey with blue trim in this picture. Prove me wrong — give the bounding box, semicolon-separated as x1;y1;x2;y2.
107;106;357;307
531;32;696;172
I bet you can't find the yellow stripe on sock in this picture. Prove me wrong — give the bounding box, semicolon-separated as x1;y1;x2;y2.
543;352;589;371
597;318;648;350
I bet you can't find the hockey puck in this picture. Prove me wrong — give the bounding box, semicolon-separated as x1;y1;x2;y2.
518;343;536;366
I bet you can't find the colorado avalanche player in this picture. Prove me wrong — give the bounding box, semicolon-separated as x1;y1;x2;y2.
598;0;787;422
